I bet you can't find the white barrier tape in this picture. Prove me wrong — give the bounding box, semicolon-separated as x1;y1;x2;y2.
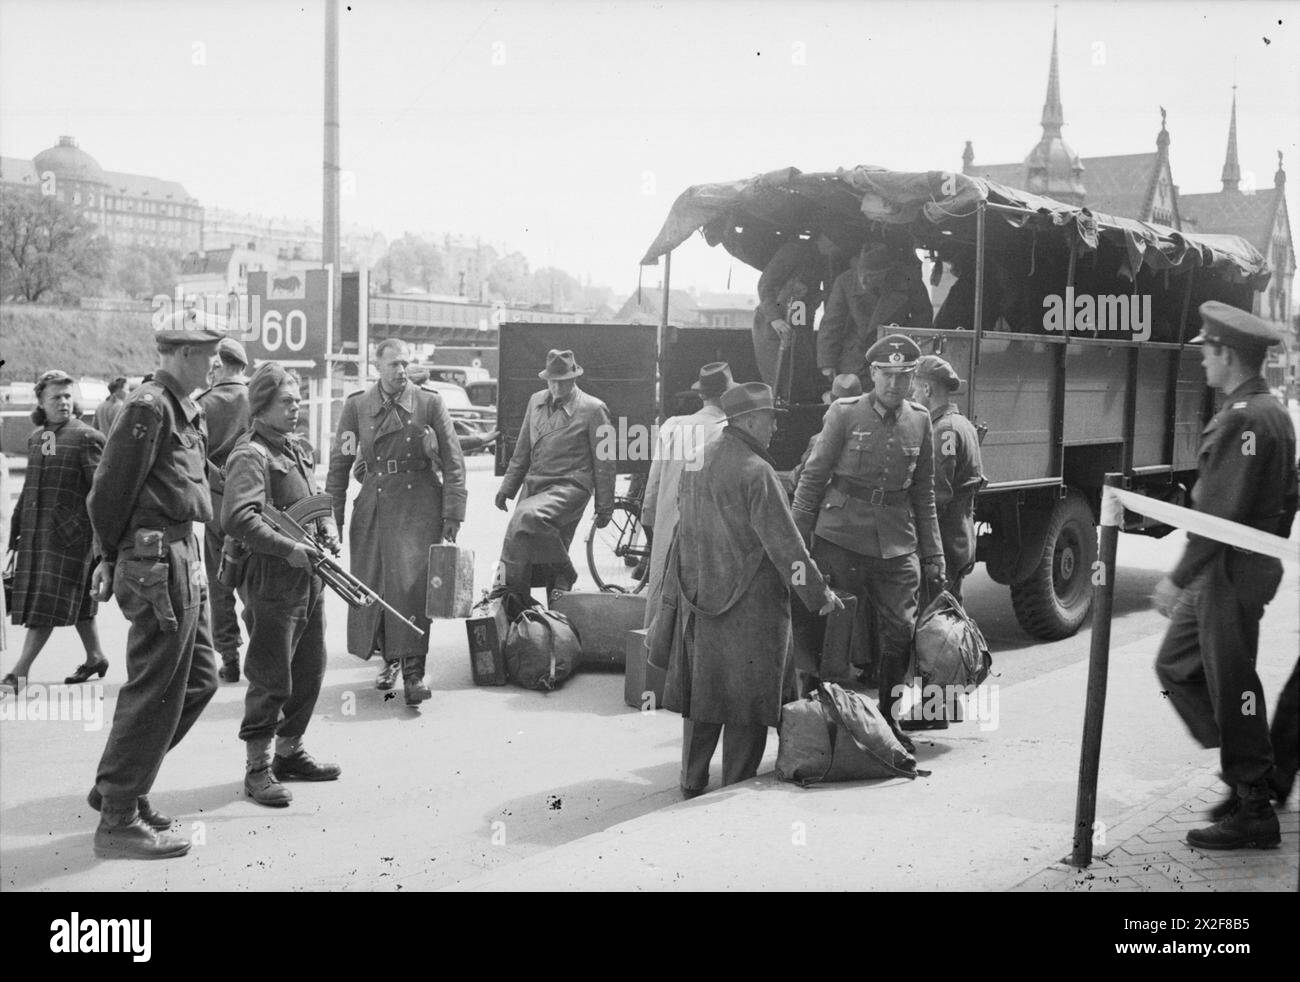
1104;485;1299;565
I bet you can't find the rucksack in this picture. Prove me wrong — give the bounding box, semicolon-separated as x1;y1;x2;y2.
504;607;582;691
776;681;924;786
912;591;993;689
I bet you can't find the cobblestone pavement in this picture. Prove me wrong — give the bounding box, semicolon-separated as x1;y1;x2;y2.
1014;764;1298;892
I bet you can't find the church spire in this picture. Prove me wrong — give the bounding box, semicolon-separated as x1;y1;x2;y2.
1221;87;1241;192
1040;12;1065;137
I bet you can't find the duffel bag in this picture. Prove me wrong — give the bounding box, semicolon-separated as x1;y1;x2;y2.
504;607;582;691
776;681;925;786
912;591;992;689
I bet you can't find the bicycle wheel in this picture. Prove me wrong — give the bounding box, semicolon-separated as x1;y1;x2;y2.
585;498;650;594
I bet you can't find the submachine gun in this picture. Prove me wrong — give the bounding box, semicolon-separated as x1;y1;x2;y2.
262;493;425;637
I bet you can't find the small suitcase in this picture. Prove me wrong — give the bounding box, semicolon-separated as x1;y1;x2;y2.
819;589;859;680
622;628;668;710
426;544;475;619
548;592;647;668
465;595;511;686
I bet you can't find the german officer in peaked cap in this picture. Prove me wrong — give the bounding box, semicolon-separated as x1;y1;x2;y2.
1154;301;1298;849
792;332;944;746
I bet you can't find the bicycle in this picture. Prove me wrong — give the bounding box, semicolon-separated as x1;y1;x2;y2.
585;478;650;594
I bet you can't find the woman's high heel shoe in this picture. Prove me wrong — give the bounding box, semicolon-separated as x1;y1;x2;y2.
65;659;109;684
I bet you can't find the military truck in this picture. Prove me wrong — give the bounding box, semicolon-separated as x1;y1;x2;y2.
497;166;1274;639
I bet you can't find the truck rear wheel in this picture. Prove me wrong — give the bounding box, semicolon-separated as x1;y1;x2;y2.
1010;491;1096;640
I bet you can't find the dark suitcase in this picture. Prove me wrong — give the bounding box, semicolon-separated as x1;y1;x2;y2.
465;595;510;686
623;628;667;710
426;544;475;619
548;592;647;668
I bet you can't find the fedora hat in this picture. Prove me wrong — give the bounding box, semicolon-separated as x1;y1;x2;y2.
538;349;584;380
690;361;734;398
721;381;776;420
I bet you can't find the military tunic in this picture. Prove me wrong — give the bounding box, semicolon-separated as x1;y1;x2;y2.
325;380;465;662
86;370;219;811
222;420;327;744
498;385;615;591
8;417;104;627
197;377;250;657
1155;377;1298;788
930;403;985;604
792;393;942;723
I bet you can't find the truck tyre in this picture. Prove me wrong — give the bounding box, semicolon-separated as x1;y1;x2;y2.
1010;491;1097;640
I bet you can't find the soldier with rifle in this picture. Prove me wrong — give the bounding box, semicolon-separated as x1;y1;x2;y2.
221;363;341;807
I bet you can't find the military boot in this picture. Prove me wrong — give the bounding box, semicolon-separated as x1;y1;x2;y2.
1187;782;1281;850
87;788;174;830
93;802;191;860
375;659;401;691
244;737;292;807
217;651;241;683
272;735;341;781
403;657;431;706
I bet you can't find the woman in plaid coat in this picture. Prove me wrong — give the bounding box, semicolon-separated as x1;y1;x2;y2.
3;371;108;692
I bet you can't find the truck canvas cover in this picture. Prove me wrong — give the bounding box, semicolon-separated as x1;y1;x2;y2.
641;166;1271;290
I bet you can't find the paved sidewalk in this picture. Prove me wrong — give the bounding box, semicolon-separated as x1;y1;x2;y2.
1014;764;1298;892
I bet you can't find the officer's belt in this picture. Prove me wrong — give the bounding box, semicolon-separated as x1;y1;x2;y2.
830;476;911;506
118;521;194;553
361;458;430;481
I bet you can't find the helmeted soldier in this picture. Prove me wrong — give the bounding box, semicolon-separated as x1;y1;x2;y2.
792;333;944;744
84;309;224;860
196;335;250;683
911;355;985;605
1153;301;1298;850
222;363;341;807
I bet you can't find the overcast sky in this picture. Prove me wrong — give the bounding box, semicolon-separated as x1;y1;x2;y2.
2;0;1296;300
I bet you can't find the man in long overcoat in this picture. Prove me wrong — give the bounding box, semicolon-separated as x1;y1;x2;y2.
817;244;933;381
326;338;466;706
4;370;108;690
495;349;615;599
640;362;732;627
665;382;840;796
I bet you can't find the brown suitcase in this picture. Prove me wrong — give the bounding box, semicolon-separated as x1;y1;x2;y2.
426;544;475;619
548;591;647;668
623;628;668;710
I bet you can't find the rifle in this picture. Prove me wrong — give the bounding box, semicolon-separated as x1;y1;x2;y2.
261;493;425;637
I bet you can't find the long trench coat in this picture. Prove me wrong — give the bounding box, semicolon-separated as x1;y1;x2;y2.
8;418;104;627
325;382;466;659
640;403;726;628
664;426;828;727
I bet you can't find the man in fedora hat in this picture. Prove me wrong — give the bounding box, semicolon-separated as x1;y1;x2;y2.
818;243;933;381
1153;301;1297;850
792;334;944;746
83;310;227;859
642;362;734;627
665;382;841;796
911;355;985;606
197;335;250;683
495;349;615;599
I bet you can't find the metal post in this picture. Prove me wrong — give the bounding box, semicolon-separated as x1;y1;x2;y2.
323;0;342;452
1069;471;1123;867
657;252;671;423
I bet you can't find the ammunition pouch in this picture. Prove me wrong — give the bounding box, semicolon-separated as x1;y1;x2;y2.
217;537;251;590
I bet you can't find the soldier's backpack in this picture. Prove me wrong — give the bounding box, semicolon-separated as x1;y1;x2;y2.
911;591;993;688
504;607;582;692
776;681;924;786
